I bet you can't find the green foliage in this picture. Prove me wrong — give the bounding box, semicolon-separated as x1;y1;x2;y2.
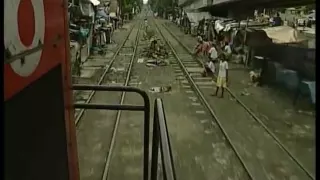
122;0;132;12
149;0;174;14
121;0;142;13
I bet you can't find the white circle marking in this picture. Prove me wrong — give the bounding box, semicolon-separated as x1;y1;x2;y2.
4;0;45;77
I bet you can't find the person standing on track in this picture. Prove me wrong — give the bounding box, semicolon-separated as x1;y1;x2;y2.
202;40;211;57
194;36;204;56
213;54;229;98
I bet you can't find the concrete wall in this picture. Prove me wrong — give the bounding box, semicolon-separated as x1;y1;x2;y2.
109;0;119;14
212;0;236;5
180;0;211;10
178;0;188;6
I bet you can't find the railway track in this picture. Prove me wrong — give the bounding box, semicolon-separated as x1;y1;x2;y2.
72;14;313;180
75;15;249;180
162;20;315;179
74;21;136;125
74;18;145;180
152;18;314;180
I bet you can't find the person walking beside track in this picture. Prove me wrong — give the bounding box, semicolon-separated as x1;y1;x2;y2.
193;36;204;56
202;40;211;57
212;54;229;98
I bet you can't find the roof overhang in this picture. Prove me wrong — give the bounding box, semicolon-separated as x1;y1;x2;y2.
199;0;315;18
90;0;100;6
179;0;198;8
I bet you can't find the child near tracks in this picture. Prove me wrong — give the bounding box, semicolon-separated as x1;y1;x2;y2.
212;54;229;98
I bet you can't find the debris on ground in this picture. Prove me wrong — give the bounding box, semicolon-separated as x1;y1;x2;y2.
140;28;170;68
146;59;169;67
141;38;168;58
231;53;246;64
149;86;172;93
286;108;314;116
109;67;117;73
91;46;107;55
285;109;293;116
139;35;170;67
137;58;144;63
240;89;250;96
297;110;315;116
249;70;261;87
304;125;311;130
284;120;293;128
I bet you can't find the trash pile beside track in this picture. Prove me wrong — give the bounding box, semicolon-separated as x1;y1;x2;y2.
139;27;170;67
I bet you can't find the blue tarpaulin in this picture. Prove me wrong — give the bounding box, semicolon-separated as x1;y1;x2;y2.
277;69;299;91
80;28;90;38
97;8;109;19
272;62;284;83
300;81;316;104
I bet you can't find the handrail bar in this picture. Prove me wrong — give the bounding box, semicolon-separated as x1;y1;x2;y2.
72;84;150;180
150;98;176;180
74;103;145;111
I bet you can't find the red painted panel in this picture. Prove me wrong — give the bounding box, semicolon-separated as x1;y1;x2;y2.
5;0;66;101
58;1;81;180
4;0;80;179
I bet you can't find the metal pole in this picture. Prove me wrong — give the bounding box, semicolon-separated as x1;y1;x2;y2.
243;17;249;67
150;103;160;180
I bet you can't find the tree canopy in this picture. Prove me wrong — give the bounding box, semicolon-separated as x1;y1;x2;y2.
121;0;143;13
149;0;175;12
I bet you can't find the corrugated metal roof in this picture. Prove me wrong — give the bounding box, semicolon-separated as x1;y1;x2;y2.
179;0;210;8
212;0;240;6
200;0;315;18
184;0;210;10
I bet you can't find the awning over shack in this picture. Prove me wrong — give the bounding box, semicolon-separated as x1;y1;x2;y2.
186;12;212;25
214;19;268;33
306;12;316;21
80;0;100;17
89;0;101;6
262;26;307;44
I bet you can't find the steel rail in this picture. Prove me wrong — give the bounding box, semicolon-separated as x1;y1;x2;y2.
155;98;177;180
75;22;137;125
151;18;255;180
162;22;315;180
100;21;145;180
